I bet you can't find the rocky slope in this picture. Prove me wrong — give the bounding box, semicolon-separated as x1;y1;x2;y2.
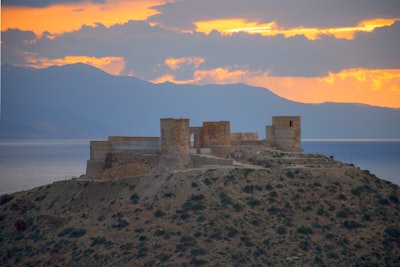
0;147;399;266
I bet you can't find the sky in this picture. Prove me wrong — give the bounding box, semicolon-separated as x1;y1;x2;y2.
2;0;400;108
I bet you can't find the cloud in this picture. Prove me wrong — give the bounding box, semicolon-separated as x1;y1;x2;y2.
2;0;105;7
3;19;399;80
194;18;398;40
1;0;163;35
150;0;400;30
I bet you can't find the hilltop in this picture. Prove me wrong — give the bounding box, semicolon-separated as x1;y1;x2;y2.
0;147;399;266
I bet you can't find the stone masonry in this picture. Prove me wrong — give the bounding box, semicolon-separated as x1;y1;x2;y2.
84;116;302;178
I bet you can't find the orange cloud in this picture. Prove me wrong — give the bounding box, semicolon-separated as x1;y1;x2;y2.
195;18;398;40
24;55;126;75
152;67;400;108
2;0;165;36
165;56;205;70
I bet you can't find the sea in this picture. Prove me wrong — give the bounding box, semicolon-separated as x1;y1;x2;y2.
0;139;399;195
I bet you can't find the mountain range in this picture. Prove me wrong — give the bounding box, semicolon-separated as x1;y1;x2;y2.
1;63;399;139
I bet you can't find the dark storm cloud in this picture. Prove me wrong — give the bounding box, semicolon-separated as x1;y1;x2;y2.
2;0;104;7
2;20;400;79
150;0;400;30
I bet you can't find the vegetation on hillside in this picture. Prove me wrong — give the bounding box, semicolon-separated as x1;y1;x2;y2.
0;149;399;266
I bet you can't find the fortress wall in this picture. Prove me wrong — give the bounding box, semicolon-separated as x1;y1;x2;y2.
90;141;111;161
108;136;160;151
85;160;104;178
160;118;190;156
231;132;259;141
231;140;267;146
202;121;231;146
265;126;274;143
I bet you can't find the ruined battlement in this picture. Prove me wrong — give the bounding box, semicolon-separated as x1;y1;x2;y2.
85;116;302;179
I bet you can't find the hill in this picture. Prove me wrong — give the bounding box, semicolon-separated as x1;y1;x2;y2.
1;63;400;139
0;147;399;266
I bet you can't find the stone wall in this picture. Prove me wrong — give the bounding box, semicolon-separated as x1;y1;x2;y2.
231;132;259;141
160;118;190;156
266;116;302;151
108;136;160;151
202;121;231;146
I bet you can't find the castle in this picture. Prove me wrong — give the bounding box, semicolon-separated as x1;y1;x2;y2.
85;116;302;178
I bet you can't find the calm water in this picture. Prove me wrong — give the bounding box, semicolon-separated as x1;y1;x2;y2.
302;140;400;186
0;140;89;195
0;139;399;195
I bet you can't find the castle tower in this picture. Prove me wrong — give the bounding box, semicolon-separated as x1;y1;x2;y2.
160;118;190;169
266;116;302;151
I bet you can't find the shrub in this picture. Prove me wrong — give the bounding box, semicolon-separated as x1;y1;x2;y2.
247;197;261;208
269;191;278;198
299;240;310;251
297;226;313;235
154;228;166;237
182;194;206;211
120;243;135;251
69;228;86;238
203;178;212;186
226;226;238;238
191;247;207;256
384;226;400;244
219;192;233;206
265;183;273;190
112;219;129;230
342;220;363;229
0;194;14;205
58;227;74;237
190;257;208;265
243;168;255;177
154;209;166;217
316;205;325;216
162;192;175;198
286;170;295;179
136;247;148;258
90;236;107;247
240;236;254;247
388;193;399;204
336;207;352;218
242;185;254;194
233;203;243;212
375;195;390;205
130;193;140;204
276;226;286;235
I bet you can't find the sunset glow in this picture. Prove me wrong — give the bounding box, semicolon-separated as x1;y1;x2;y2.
2;0;399;108
1;0;164;36
195;18;398;40
25;55;126;76
152;67;400;108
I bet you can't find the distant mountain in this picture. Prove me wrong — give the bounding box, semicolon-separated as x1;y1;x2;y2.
1;63;399;139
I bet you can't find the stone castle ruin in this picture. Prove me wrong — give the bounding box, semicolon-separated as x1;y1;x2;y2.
85;116;302;178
